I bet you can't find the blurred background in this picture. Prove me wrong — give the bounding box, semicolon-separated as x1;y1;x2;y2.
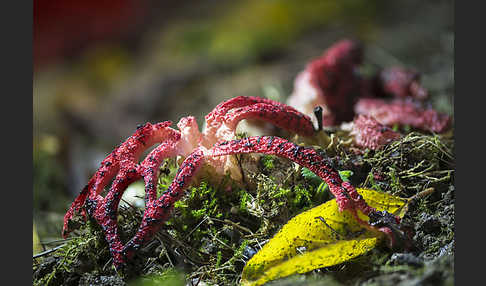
33;0;453;245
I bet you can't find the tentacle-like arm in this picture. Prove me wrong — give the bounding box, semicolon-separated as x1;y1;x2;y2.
199;96;319;181
121;149;205;265
203;96;317;146
139;143;181;204
62;153;119;238
223;103;316;137
209;136;374;215
62;121;181;238
205;96;305;127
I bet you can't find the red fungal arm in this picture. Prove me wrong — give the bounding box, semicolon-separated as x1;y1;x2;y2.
62;153;119;238
97;143;180;265
351;115;401;150
62;121;181;238
200;96;318;154
203;96;312;142
355;98;451;133
223;103;315;137
208;136;374;215
121;149;205;264
139;143;181;204
205;96;302;124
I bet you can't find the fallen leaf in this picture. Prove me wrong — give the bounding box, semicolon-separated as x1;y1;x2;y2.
241;188;407;286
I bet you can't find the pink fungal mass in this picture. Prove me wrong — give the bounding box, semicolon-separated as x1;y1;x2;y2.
354;98;451;133
287;39;451;134
374;67;428;100
287;39;364;127
351;115;401;150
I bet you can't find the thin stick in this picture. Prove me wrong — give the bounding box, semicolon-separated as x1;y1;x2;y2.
40;238;73;246
315;216;343;240
184;216;209;240
33;244;66;259
210;217;254;235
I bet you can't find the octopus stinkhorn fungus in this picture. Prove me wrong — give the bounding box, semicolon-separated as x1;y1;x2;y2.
354;98;451;133
62;96;320;267
62;96;404;270
287;38;451;136
287;39;364;127
373;67;428;100
350;114;402;150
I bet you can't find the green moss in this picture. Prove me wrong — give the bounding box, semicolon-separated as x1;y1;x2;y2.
33;221;113;286
365;171;384;192
239;191;250;213
128;268;186;286
301;168;353;185
215;251;223;268
387;167;401;193
156;158;179;197
260;155;275;170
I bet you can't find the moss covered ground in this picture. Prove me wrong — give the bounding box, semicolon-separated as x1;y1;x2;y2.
33;128;454;285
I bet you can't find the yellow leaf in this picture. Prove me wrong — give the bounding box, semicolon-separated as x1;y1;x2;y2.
241;233;378;286
354;188;408;222
357;188;407;213
241;188;407;286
